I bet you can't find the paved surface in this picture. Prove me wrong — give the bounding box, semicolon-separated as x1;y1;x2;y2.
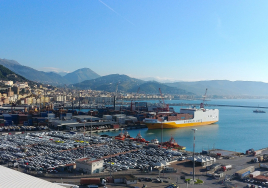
39;148;268;188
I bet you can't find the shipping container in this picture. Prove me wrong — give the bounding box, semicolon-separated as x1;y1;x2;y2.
80;178;106;185
241;170;251;179
40;112;48;117
3;114;12;121
113;124;120;129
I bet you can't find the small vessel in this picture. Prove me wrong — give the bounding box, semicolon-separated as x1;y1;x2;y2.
253;109;266;113
162;136;185;150
151;138;159;144
133;132;149;143
115;131;133;141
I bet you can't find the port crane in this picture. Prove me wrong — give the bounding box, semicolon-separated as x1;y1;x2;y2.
131;87;140;111
113;83;119;110
200;88;208;108
159;88;169;111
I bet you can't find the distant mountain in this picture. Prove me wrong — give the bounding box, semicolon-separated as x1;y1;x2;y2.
129;81;192;94
56;72;69;76
166;80;268;96
63;68;100;84
141;77;182;83
74;74;144;92
74;74;192;94
0;59;68;85
0;64;28;82
0;59;100;85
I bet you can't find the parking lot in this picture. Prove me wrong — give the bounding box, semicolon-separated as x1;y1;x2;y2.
2;130;268;188
0;131;183;176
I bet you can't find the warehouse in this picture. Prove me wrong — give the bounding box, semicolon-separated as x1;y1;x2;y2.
0;165;65;187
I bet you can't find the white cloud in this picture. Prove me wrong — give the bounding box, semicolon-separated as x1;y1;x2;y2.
39;67;70;73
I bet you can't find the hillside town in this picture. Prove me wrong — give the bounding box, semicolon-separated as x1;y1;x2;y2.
0;80;193;107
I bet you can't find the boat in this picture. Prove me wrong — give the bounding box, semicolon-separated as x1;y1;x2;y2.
144;88;218;129
162;136;185;150
143;106;219;129
133;132;149;143
151;138;159;144
115;131;133;141
253;109;266;113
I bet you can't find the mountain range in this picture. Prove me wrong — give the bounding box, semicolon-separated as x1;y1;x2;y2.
1;58;268;97
73;74;191;94
0;59;100;85
0;64;41;89
166;80;268;96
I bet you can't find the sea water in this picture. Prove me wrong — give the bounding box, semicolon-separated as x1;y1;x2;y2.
95;99;268;152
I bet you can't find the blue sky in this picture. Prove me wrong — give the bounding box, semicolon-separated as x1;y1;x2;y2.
0;0;268;82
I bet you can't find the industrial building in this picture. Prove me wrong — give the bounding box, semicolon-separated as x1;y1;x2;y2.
76;158;104;174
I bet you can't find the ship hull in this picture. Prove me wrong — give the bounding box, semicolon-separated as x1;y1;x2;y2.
145;120;218;129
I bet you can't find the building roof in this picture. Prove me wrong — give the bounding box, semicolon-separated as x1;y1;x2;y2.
76;158;104;164
0;165;65;188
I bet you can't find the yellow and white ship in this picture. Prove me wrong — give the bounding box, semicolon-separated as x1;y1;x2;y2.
144;107;219;129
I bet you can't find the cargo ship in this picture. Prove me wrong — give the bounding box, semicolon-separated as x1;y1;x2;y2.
143;106;219;129
253;109;266;113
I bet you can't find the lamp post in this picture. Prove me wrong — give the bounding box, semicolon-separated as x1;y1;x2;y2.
83;120;86;158
161;117;164;148
90;111;93;138
192;128;197;183
109;141;112;179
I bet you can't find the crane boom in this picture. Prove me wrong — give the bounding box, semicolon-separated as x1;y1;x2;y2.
159;88;169;111
200;88;208;108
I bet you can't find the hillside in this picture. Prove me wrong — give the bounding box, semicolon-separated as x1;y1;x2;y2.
0;59;100;85
74;74;192;94
129;81;192;94
166;80;268;96
0;59;68;85
74;74;144;92
0;64;28;82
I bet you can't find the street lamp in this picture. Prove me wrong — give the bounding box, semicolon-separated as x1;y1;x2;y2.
83;120;86;158
90;110;93;138
192;128;197;183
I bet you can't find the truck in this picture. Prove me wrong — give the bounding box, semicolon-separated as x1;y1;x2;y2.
80;178;106;186
253;150;262;156
221;165;232;172
206;163;221;171
235;166;255;179
260;163;268;169
249;171;261;178
214;172;224;179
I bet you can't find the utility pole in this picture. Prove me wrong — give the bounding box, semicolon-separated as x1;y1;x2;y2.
192;128;197;183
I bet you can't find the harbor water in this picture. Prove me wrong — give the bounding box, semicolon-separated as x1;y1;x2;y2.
94;99;268;153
